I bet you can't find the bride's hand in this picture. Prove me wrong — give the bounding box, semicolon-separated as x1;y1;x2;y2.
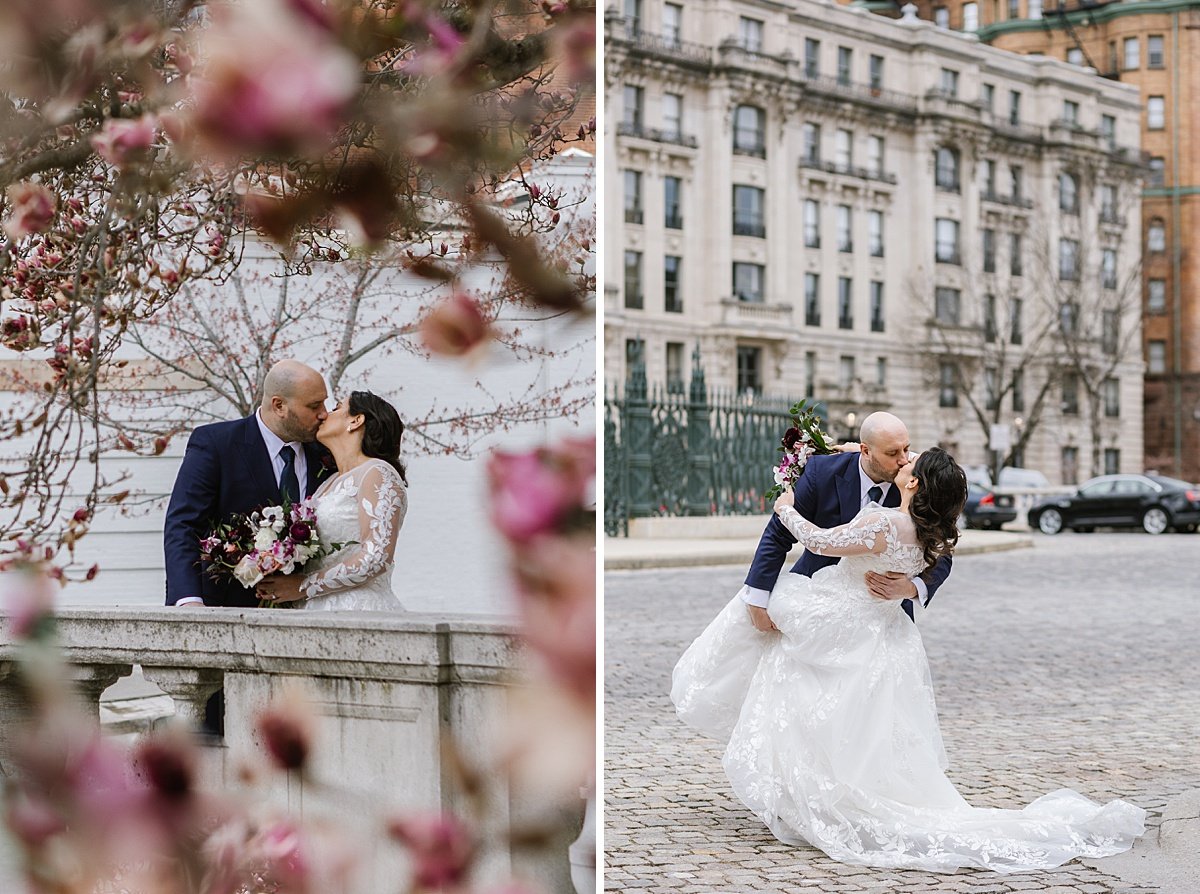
257;574;306;604
774;488;795;514
833;441;861;454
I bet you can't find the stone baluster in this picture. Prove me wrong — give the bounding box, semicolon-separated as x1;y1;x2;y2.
65;663;133;720
141;666;224;729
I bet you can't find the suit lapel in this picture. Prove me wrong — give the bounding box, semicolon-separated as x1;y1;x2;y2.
242;415;281;504
303;443;331;497
835;455;862;523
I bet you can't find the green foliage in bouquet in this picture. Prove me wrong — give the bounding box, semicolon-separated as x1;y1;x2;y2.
764;400;835;502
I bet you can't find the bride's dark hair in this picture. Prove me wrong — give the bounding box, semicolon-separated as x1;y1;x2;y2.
349;390;408;485
909;447;968;575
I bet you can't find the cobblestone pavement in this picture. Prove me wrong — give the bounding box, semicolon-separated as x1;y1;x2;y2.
603;532;1200;893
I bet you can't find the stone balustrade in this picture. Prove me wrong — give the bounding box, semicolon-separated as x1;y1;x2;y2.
0;607;581;892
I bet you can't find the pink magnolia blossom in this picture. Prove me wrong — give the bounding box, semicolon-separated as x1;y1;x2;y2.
386;811;476;889
3;182;56;240
256;687;317;771
487;437;595;543
189;0;360;156
90;115;157;167
419;292;491;357
2;564;55;639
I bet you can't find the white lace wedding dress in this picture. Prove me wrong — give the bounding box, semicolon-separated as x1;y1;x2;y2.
298;458;407;612
671;504;1144;873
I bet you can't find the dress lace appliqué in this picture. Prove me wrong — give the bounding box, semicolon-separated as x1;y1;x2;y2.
669;505;1144;873
298;459;407;611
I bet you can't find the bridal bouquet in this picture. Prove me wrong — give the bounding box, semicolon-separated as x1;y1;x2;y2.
764;400;835;502
200;499;330;591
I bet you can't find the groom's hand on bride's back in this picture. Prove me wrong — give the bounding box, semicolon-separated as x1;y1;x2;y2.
865;571;917;602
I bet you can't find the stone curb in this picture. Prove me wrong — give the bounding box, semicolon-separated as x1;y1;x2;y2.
604;532;1034;571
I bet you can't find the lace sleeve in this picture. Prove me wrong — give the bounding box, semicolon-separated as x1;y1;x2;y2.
301;462;407;599
775;506;892;557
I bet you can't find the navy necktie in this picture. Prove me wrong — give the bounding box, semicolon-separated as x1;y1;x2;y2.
279;445;301;504
866;485;883;506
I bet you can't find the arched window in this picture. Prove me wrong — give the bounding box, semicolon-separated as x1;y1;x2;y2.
1058;171;1079;214
732;104;766;157
935;146;960;192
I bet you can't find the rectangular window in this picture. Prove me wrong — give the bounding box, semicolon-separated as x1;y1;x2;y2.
1059;238;1079;281
1149;157;1165;187
1100;184;1117;221
1148;279;1166;313
1029;0;1042;18
624;250;643;309
625;337;642;368
805;273;821;326
733;105;765;156
1102;249;1118;289
1010;232;1023;276
837;204;853;252
662;93;683;139
876;356;887;388
1102;309;1119;354
666;341;684;393
804;200;820;248
962;2;978;30
1009;90;1021;126
1104;378;1120;417
1067;48;1083;66
935;7;950;28
805;38;820;79
982;83;995;112
1060;301;1079;337
1062;373;1079;415
1148;34;1164;68
1008;0;1019;17
835;129;853;168
985;367;999;411
1062;99;1079;124
1147;96;1165;130
837;46;852;86
984;293;997;342
1012;368;1025;412
1108;40;1118;73
839;355;856;390
624;0;642;33
1148;220;1166;251
935;218;960;264
1148;340;1166;374
870;281;884;332
736;346;762;395
732;262;764;303
1124;36;1139;70
838;277;853;329
623;85;643;129
802;122;821;163
1058;172;1079;214
936;146;960;191
1062;446;1078;486
1011;164;1024;201
982;228;996;272
664;255;682;313
867;135;884;176
939;362;958;407
739;16;764;52
982;158;996;197
664;175;682;229
1104;448;1120;476
869;54;884;89
804;352;816;398
940;68;959;96
732;185;765;238
868;210;884;257
623;169;643;224
663;2;682;44
935;287;961;325
1010;296;1023;344
1101;114;1116;148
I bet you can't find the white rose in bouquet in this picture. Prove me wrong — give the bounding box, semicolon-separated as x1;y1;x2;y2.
254;527;278;552
232;555;263;589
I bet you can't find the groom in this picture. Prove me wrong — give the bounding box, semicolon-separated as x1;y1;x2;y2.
741;411;953;631
164;359;334;609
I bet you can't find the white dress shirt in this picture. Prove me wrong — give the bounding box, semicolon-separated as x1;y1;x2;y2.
739;456;927;609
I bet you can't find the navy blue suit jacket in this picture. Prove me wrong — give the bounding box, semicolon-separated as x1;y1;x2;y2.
745;451;952;621
163;415;333;607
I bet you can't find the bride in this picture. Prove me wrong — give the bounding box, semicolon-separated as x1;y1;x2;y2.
671;447;1144;873
258;390;407;611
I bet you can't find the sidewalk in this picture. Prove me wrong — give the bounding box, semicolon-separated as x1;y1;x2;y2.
605;526;1033;571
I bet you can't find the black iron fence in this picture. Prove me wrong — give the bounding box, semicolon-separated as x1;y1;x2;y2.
604;349;824;536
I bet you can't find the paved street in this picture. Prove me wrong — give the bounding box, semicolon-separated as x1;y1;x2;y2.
604;533;1200;893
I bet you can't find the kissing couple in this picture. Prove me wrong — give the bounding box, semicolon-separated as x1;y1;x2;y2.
672;411;1145;873
164;359;408;612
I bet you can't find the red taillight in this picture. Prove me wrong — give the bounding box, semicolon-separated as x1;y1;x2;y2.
1187;490;1199;502
979;492;995;506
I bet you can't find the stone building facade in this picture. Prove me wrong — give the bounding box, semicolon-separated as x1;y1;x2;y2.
605;0;1146;484
865;0;1200;480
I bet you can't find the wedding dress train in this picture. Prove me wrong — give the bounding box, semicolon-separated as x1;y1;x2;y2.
671;505;1144;873
298;458;406;611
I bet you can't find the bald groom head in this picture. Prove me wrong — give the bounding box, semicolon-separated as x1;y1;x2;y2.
260;360;329;442
858;411;911;484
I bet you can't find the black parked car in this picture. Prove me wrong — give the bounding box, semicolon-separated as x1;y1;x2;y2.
962;484;1018;530
1028;474;1200;535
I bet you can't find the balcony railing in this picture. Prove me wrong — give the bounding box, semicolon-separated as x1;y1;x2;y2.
616;121;700;149
733;139;766;158
800;73;918;113
797;157;898;185
624;208;643;225
733;217;766;238
605;16;713;66
720;299;793;326
981;189;1034;210
664;211;683;229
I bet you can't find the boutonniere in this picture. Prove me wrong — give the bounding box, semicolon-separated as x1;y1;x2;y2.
317;450;336;478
